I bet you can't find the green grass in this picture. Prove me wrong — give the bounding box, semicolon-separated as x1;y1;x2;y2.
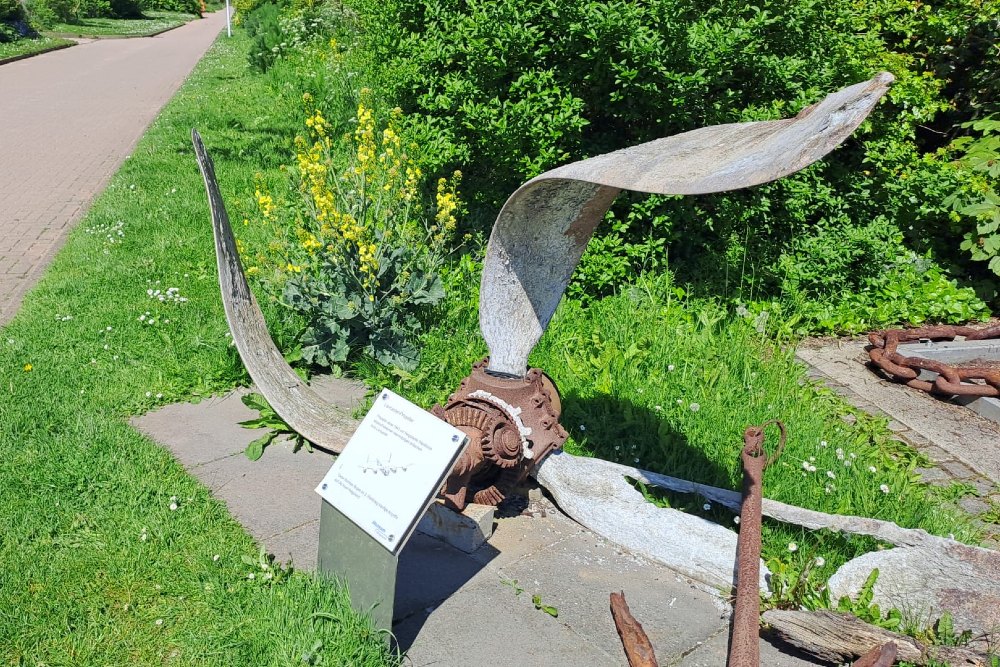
44;10;194;37
360;267;981;579
0;31;397;666
0;35;73;60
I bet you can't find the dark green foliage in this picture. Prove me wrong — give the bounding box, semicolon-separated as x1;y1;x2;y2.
108;0;142;18
344;0;999;328
143;0;200;15
24;0;74;25
0;0;22;21
25;0;144;25
244;0;281;71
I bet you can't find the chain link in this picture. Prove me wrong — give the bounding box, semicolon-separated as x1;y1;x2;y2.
867;325;1000;398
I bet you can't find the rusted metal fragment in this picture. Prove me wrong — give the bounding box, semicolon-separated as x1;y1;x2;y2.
853;642;897;667
610;591;659;667
481;73;894;376
192;130;355;453
433;359;566;509
729;421;785;667
868;325;1000;397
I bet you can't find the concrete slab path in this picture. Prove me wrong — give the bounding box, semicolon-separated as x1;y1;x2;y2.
133;380;820;666
0;10;228;324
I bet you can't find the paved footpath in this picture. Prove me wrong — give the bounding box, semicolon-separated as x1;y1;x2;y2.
0;11;227;324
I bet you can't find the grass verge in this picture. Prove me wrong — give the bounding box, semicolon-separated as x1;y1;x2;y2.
0;36;73;61
0;30;397;666
44;10;195;38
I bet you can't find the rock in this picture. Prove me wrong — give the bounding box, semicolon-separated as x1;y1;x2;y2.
535;451;769;592
828;543;1000;640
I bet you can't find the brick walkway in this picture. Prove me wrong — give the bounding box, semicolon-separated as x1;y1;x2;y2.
0;11;227;324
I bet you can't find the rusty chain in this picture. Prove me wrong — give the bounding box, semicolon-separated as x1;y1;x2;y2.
868;324;1000;398
728;420;786;667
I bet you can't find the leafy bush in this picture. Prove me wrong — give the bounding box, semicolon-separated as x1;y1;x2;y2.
344;0;999;321
25;0;74;25
0;0;22;21
949;118;1000;281
107;0;141;17
259;95;461;370
76;0;112;17
244;0;280;71
245;1;345;72
144;0;201;15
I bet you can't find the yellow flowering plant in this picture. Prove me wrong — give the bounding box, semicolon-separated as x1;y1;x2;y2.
278;94;462;370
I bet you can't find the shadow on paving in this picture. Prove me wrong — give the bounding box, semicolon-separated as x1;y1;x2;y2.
391;534;499;652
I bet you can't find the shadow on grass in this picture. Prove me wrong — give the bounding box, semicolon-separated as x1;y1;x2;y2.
560;389;737;492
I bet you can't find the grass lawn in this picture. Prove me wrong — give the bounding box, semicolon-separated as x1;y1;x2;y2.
0;31;397;666
44;10;195;37
0;35;73;61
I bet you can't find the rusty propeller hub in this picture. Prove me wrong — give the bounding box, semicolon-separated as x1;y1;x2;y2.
432;359;567;511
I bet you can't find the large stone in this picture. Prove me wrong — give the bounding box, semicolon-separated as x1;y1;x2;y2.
828;543;1000;639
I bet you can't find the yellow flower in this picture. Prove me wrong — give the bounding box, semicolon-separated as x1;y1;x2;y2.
286;263;303;273
23;363;32;372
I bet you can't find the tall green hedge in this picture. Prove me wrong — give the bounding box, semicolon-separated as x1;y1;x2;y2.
342;0;998;325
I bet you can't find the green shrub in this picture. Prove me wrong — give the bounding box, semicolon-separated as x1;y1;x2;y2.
107;0;141;18
0;0;22;21
143;0;200;15
244;0;280;71
25;0;74;25
76;0;111;17
344;0;999;320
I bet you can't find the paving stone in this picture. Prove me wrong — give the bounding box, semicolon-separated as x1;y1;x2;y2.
796;341;1000;482
192;446;332;544
971;478;998;496
886;419;909;433
131;388;262;467
416;500;495;553
940;459;977;481
958;496;991;516
917;443;953;463
915;467;952;484
266;519;320;570
899;430;931;448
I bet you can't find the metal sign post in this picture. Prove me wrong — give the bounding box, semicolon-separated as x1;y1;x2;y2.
225;0;231;37
315;389;467;631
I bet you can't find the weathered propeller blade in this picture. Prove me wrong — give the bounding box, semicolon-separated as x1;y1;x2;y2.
480;73;894;376
192;129;356;453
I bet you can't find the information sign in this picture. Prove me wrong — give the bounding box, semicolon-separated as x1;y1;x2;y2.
315;388;467;555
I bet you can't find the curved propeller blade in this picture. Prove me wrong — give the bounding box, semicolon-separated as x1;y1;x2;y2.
480;73;894;376
192;129;356;453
